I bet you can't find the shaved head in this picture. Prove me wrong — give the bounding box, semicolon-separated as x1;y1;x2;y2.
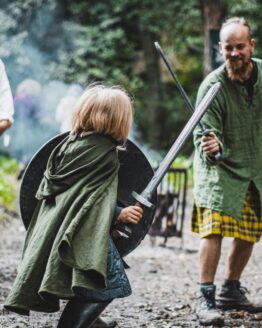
220;17;252;42
220;23;250;44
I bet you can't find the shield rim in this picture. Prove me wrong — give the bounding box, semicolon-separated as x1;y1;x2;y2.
19;133;157;256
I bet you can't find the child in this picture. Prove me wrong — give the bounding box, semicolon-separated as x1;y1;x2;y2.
5;84;143;328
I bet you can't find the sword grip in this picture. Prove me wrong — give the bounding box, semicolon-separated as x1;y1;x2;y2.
111;199;145;240
202;130;222;163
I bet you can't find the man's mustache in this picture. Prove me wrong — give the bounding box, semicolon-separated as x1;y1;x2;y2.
229;56;243;62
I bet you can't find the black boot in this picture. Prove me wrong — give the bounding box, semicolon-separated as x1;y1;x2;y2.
57;299;112;328
91;317;117;328
196;284;224;327
217;280;262;313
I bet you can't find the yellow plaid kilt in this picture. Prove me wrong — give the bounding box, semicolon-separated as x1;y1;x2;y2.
192;188;262;243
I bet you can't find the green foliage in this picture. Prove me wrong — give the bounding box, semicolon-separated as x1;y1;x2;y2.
0;156;18;209
228;0;262;57
62;22;137;85
0;0;204;153
59;0;204;152
2;0;262;154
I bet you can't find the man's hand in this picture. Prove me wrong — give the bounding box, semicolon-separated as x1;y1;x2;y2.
0;120;11;134
117;205;143;224
201;132;220;156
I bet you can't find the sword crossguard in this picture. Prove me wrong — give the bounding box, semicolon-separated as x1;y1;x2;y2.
131;191;154;209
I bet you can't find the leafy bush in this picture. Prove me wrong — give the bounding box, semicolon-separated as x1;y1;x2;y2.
0;156;18;209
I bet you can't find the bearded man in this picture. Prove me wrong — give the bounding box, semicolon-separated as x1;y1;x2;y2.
192;17;262;326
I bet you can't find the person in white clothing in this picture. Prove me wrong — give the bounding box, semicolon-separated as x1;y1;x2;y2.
0;59;14;135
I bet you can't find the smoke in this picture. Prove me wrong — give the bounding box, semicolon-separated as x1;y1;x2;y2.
1;2;78;86
0;2;83;161
3;80;83;163
0;1;161;168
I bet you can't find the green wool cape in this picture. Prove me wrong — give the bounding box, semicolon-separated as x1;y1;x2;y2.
5;133;119;314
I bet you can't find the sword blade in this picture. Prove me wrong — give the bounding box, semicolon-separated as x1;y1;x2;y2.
133;82;221;207
154;41;222;162
154;41;205;132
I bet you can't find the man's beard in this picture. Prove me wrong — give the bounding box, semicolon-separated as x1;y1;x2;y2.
225;56;251;82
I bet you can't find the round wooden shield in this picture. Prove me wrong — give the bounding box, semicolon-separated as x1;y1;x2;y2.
20;133;157;257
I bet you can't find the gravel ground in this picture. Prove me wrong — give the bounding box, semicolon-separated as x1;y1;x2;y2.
1;200;262;328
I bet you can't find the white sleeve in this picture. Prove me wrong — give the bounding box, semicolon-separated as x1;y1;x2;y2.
0;60;14;123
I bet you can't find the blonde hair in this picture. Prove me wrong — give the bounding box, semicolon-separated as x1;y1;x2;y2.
71;84;133;140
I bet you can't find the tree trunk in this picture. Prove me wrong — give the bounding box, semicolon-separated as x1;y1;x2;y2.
140;31;162;147
198;0;227;76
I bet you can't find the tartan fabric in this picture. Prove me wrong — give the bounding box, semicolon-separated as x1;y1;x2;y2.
192;188;262;243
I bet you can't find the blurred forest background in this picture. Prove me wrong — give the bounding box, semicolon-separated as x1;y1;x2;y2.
2;0;262;149
0;0;262;209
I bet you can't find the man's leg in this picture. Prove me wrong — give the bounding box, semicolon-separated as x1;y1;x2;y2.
217;238;262;312
196;235;224;326
199;235;223;283
225;238;254;280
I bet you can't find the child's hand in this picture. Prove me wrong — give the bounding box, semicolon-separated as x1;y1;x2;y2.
117;205;143;224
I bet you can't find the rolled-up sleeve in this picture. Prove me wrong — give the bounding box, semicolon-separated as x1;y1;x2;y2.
0;60;14;123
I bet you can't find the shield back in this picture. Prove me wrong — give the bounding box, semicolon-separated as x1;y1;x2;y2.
20;133;157;257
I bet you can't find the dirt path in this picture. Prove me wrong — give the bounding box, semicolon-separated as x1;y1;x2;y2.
1;205;262;327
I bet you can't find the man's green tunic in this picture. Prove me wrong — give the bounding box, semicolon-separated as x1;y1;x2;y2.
5;134;119;314
193;58;262;219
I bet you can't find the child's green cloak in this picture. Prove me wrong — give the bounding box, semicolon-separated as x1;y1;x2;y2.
5;134;119;314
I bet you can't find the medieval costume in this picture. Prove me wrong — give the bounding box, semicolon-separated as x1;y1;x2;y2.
192;58;262;239
193;55;262;326
5;133;131;315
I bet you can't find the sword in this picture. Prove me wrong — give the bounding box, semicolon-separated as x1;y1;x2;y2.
154;41;222;163
114;82;221;238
